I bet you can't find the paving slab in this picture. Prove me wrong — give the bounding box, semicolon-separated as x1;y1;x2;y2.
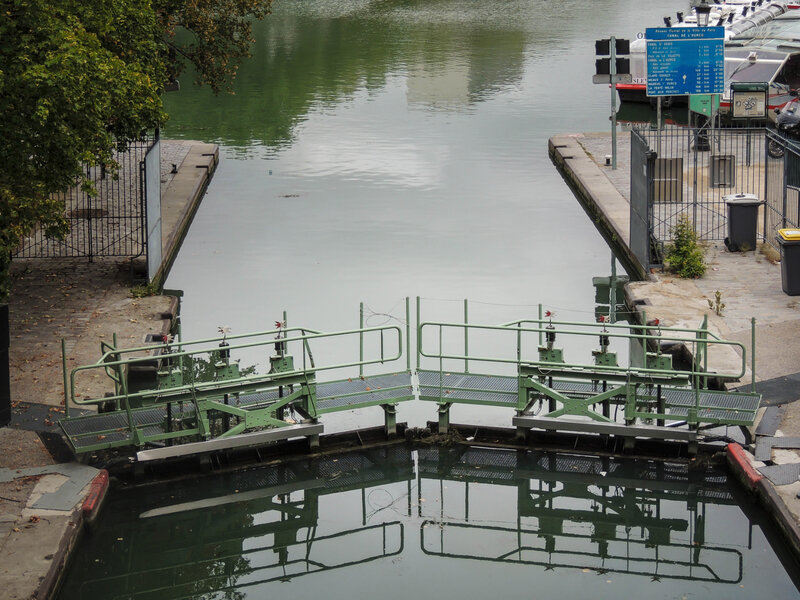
759;463;800;486
755;436;800;462
756;405;786;436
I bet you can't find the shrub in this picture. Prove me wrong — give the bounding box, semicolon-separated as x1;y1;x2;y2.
665;215;706;278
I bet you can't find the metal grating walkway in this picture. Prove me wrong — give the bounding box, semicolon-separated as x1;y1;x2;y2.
658;387;761;424
418;370;519;406
316;371;414;413
60;404;196;450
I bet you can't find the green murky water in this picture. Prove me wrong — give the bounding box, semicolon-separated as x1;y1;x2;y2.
60;2;800;598
162;0;687;346
160;0;693;433
57;446;800;599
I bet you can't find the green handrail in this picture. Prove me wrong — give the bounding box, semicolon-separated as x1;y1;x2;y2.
69;325;404;407
418;320;748;382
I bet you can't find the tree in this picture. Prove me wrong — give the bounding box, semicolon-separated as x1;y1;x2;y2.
665;215;706;279
0;0;272;302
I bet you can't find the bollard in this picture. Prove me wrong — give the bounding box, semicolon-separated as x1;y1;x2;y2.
0;304;9;427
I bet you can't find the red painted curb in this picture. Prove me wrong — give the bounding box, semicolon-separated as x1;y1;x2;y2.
727;443;763;489
81;469;109;521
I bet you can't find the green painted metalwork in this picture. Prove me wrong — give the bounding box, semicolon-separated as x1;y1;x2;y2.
60;323;406;454
416;309;761;430
58;298;762;458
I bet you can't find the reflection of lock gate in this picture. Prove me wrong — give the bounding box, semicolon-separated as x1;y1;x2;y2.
60;445;749;598
59;297;761;459
417;445;745;584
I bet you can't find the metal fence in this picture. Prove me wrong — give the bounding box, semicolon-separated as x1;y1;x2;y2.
630;124;790;269
765;129;800;247
14;135;157;261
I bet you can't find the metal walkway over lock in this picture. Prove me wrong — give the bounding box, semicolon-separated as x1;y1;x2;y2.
57;298;762;459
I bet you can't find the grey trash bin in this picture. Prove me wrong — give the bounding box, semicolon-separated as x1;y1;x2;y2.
778;228;800;296
724;193;763;252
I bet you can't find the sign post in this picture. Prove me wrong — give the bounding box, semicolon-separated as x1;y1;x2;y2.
594;38;631;169
646;26;725;153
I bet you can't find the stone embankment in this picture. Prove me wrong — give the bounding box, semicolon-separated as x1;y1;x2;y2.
0;139;218;600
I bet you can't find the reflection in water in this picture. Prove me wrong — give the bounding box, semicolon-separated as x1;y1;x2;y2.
58;447;799;599
164;0;693;388
164;0;538;149
163;0;667;150
419;448;737;583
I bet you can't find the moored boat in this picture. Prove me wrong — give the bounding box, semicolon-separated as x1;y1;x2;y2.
720;9;800;116
618;0;790;106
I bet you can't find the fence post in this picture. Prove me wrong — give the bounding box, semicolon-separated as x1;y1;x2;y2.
0;304;9;427
764;130;769;242
783;150;789;229
692;126;699;233
646;149;657;269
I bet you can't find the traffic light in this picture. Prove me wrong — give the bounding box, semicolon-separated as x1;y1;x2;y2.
595;57;630;76
593;37;631;83
595;38;629;57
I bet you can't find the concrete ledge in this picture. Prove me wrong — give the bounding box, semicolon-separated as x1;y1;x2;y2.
0;464;111;600
156;142;219;285
755;477;800;560
513;415;698;441
726;442;764;489
549;135;646;280
727;442;800;563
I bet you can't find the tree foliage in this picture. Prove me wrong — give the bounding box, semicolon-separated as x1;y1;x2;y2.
155;0;272;93
0;0;271;302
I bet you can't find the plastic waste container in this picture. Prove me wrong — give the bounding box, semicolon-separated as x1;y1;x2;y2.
724;193;763;252
777;228;800;296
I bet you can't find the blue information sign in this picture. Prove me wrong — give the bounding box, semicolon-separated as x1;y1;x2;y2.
646;26;724;96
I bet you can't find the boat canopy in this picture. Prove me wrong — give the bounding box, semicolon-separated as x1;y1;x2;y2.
723;12;800;102
728;9;800;43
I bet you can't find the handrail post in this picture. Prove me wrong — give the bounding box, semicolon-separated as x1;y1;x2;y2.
112;332;120;396
406;297;411;371
118;355;136;444
610;255;617;324
61;338;69;419
438;324;444;401
538;304;543;347
641;309;648;367
359;302;364;377
416;297;421;370
464;298;469;374
701;314;709;389
284;310;289;362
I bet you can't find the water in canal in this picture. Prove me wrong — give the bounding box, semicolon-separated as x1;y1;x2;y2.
161;0;692;432
59;2;800;597
57;446;800;599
